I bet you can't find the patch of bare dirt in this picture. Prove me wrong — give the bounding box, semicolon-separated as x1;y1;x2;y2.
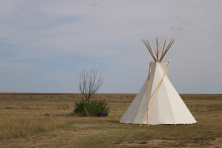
207;138;222;148
115;138;222;147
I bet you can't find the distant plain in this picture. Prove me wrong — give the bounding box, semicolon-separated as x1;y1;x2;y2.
0;93;222;148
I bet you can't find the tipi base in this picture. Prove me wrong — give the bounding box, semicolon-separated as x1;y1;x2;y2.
120;122;196;125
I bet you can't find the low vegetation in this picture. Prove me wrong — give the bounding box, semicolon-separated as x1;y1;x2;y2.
74;99;110;116
0;94;222;148
0;118;65;139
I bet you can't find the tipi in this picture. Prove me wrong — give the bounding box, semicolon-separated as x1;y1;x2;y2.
120;37;196;126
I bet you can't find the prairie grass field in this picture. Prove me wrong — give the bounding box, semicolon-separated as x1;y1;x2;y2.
0;93;222;148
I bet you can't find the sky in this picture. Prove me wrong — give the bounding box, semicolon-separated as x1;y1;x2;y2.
0;0;221;94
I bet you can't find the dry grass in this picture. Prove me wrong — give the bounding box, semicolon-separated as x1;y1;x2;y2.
0;93;222;148
0;118;65;139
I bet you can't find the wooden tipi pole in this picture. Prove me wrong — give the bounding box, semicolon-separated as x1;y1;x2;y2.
147;62;152;126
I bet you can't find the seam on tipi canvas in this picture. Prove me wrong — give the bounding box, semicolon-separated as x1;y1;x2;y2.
154;62;167;124
148;62;166;124
155;62;173;124
146;63;160;124
163;76;176;124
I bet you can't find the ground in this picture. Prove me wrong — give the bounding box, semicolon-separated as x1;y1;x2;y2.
0;93;222;148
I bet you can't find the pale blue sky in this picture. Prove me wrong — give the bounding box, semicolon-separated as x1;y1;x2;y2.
0;0;221;93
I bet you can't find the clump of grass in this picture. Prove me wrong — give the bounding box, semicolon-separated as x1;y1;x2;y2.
3;106;16;109
52;104;70;109
58;104;70;109
21;105;29;109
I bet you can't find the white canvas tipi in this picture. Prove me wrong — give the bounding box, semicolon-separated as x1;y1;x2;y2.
120;37;196;125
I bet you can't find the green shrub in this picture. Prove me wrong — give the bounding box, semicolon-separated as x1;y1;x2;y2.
74;99;110;116
74;99;88;116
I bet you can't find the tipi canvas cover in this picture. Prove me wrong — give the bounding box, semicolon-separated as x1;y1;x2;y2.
120;61;196;125
120;37;197;125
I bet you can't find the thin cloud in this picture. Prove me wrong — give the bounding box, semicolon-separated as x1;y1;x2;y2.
91;3;98;7
175;16;180;19
171;25;182;31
